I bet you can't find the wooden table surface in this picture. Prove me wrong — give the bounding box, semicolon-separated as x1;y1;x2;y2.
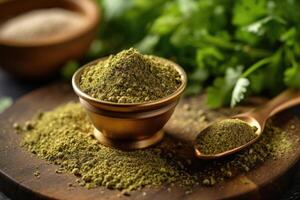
0;69;51;200
0;69;300;200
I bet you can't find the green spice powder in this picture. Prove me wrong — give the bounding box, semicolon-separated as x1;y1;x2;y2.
20;102;295;192
21;103;195;192
195;119;257;155
79;48;182;103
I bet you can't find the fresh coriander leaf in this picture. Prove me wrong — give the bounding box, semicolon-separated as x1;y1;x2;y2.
196;47;224;69
206;77;227;109
284;61;300;89
135;35;160;53
206;67;243;108
0;97;12;113
244;16;286;35
261;50;285;95
189;68;208;82
249;72;264;93
243;16;287;43
61;60;80;80
87;39;104;58
102;0;132;20
170;25;191;47
231;77;250;107
225;66;244;84
185;84;202;96
177;0;197;18
235;28;260;46
150;15;182;35
233;0;268;26
280;27;296;46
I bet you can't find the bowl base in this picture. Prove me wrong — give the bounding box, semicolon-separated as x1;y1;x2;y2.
93;129;164;150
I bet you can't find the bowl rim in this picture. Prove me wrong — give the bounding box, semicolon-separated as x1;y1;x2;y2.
72;56;187;108
0;0;100;47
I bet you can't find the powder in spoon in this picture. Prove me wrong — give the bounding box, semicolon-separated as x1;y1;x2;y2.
0;8;86;41
79;48;182;103
195;119;258;155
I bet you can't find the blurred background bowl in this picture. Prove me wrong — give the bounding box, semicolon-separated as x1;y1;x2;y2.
0;0;100;80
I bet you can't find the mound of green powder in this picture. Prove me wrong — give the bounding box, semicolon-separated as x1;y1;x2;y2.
79;48;182;103
21;103;195;192
19;102;296;193
195;119;258;155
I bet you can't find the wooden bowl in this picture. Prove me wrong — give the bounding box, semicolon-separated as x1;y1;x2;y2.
0;0;100;80
72;57;187;149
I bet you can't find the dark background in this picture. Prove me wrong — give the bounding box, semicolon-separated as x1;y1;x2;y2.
0;68;300;200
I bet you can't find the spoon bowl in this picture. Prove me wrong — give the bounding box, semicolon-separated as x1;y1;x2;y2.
195;115;261;159
195;89;300;159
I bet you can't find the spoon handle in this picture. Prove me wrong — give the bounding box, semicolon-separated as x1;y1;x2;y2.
251;89;300;119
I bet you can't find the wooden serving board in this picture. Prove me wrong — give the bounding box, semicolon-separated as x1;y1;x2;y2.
0;83;300;200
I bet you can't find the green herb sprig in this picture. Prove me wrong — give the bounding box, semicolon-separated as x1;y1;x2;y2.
72;0;300;108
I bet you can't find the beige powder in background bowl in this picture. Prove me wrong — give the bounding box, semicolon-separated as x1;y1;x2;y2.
0;0;100;80
0;8;86;42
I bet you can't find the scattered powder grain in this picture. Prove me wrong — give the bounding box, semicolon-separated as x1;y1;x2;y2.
21;103;195;192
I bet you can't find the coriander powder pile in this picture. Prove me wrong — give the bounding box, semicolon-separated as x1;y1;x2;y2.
79;48;182;103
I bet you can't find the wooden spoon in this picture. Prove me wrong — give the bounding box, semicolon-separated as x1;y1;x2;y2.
195;89;300;159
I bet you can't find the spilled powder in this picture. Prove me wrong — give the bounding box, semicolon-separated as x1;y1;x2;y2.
19;101;296;193
20;103;195;193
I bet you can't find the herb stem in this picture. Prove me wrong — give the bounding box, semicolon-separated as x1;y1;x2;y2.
242;57;273;78
202;34;272;57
